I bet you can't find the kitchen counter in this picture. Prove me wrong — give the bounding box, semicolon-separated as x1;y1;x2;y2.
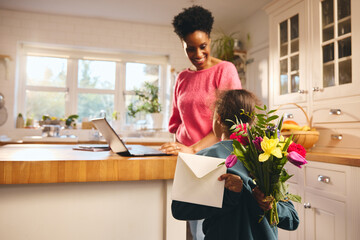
306;151;360;167
0;144;184;240
0;144;177;184
1;144;359;185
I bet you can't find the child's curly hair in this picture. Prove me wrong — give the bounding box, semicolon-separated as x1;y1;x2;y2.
172;5;214;39
215;89;261;137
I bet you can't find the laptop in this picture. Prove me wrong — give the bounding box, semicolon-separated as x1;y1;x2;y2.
91;118;170;157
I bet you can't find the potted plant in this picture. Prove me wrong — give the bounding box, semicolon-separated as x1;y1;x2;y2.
127;81;163;129
65;114;79;129
211;31;242;63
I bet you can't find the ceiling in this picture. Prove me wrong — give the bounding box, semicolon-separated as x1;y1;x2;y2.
0;0;272;32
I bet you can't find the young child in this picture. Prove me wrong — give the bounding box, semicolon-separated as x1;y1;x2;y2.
171;89;299;239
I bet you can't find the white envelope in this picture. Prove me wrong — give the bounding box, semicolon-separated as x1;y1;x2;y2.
171;152;227;208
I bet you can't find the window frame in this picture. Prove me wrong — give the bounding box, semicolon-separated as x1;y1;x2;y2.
17;43;170;128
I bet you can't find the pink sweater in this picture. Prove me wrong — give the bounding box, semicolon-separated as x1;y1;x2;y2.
168;61;242;146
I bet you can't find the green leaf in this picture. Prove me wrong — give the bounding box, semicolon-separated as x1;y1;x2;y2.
267;115;279;122
287;193;302;203
217;162;225;167
268;109;277;114
279;169;293;182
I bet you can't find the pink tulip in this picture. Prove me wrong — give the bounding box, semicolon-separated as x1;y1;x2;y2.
287;151;308;168
252;136;263;151
225;154;238;168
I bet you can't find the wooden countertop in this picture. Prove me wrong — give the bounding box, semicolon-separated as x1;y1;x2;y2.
306;152;360;167
0;144;177;184
1;144;359;185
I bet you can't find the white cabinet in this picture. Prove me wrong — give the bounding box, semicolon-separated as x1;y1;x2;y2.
266;0;360;155
311;0;360;101
278;160;358;240
303;161;350;240
304;192;346;240
267;0;308;106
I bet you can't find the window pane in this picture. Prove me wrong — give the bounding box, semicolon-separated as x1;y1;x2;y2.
323;26;334;42
291;55;299;71
290;15;299;40
338;18;351;36
323;43;334;63
125;95;148;125
291;74;300;93
26;90;65;120
125;63;160;91
291;39;299;53
77;93;114;121
322;0;334;27
78;60;116;90
323;64;335;87
280;59;288;95
339;59;352;85
279;20;288;57
338;0;351;20
338;37;351;58
26;56;67;87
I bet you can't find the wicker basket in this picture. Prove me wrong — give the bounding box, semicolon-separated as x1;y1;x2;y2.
277;103;319;149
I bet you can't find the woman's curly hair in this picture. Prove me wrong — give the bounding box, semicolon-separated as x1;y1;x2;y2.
172;5;214;39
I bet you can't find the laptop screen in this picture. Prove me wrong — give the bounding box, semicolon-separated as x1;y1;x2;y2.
91;118;128;154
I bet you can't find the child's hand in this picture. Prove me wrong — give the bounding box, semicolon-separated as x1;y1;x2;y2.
252;187;273;211
218;173;243;193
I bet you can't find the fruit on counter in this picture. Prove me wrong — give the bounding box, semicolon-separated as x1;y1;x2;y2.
281;120;311;132
283;120;299;126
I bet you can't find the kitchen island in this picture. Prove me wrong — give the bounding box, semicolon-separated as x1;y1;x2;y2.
0;144;184;240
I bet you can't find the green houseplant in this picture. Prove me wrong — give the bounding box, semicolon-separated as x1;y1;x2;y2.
211;31;240;63
127;81;161;118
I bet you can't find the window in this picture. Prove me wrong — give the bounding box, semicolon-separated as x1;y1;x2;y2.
18;44;169;129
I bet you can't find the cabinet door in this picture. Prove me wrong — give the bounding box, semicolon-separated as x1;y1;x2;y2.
270;1;308;105
304;192;346;240
311;0;360;100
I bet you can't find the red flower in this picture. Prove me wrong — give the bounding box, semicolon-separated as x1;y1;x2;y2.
287;142;306;158
230;123;249;146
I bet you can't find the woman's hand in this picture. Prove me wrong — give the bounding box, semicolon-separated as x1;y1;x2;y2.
218;173;243;193
160;142;195;155
252;187;273;211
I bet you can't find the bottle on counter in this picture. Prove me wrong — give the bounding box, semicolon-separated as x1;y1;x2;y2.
16;113;24;128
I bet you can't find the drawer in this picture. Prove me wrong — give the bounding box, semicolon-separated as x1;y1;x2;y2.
305;165;346;196
314;127;360;149
313;101;360;124
275;106;309;126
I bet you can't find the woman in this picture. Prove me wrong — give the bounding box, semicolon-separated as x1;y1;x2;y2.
161;5;242;155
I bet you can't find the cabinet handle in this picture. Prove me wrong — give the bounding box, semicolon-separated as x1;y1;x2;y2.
303;203;312;209
318;175;330;183
312;87;323;92
284;113;294;119
331;134;343;140
298;89;307;94
329;109;341;115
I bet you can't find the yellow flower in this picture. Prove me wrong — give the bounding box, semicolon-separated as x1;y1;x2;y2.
259;136;283;162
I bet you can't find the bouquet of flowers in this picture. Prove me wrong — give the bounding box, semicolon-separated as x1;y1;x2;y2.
223;105;307;225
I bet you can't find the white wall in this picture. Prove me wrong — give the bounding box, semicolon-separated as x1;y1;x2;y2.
230;9;270;106
0;9;189;139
